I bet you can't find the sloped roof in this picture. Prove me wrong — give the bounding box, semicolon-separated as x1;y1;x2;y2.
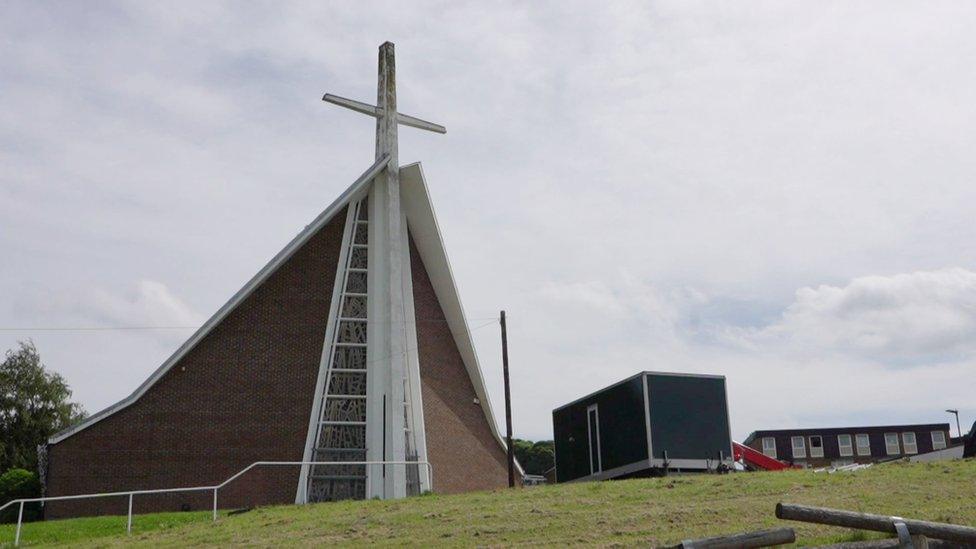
400;163;518;467
49;157;516;473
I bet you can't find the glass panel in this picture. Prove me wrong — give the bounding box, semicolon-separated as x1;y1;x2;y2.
856;434;871;455
349;247;368;269
932;431;947;450
323;398;367;422
327;372;367;396
341;295;367;319
838;434;853;456
308;478;365;502
337;320;367;344
885;433;900;454
902;432;917;454
332;345;367;370
791;436;806;458
346;271;367;293
354;224;368;245
809;436;823;457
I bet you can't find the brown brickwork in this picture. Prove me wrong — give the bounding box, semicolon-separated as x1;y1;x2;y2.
409;235;510;494
44;207;348;518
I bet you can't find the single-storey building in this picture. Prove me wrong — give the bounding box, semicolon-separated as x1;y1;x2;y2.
742;423;951;468
552;371;733;483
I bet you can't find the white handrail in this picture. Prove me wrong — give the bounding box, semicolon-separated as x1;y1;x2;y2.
2;460;432;546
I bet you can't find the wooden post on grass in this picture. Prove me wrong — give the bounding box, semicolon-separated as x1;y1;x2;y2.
776;503;976;545
662;527;796;549
500;310;515;487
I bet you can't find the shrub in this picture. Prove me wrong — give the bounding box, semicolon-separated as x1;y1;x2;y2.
0;468;42;523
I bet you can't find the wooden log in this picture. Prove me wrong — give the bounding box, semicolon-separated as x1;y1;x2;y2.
816;535;970;548
776;503;976;544
662;527;796;548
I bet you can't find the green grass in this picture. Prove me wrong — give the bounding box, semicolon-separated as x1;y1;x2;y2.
3;460;975;547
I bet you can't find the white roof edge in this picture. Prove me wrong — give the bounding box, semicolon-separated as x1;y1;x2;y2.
553;370;727;413
49;156;390;445
399;162;524;476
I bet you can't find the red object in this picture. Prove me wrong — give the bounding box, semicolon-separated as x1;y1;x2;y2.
733;441;792;471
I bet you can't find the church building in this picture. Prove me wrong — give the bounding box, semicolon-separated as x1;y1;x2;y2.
41;42;513;517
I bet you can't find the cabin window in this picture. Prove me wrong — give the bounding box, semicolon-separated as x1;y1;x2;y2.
884;432;900;455
855;433;871;456
586;404;602;475
791;436;806;458
901;432;918;454
837;434;853;457
809;435;824;458
932;431;947;450
761;437;777;458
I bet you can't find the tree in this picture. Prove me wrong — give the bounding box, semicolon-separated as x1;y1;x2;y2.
512;438;554;476
0;341;86;474
0;469;41;523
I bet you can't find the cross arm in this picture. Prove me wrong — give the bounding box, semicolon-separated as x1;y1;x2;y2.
322;93;446;134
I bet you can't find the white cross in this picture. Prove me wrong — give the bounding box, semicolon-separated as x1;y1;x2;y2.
323;93;446;135
320;41;442;500
322;41;445;172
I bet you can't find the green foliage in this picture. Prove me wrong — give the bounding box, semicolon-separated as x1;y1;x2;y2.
512;438;554;475
0;468;42;523
0;341;87;474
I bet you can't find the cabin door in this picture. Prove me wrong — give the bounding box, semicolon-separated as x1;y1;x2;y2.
587;404;602;475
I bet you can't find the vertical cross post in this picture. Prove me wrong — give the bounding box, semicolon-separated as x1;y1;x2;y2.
321;41;444;503
368;41;408;500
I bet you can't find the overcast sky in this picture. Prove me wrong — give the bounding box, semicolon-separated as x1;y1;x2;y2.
3;1;976;441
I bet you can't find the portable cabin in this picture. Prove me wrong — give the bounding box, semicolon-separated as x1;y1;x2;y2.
552;371;733;483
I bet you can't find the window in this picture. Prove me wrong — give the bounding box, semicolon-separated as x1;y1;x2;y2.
762;437;777;458
902;432;917;454
855;433;871;456
932;431;947;450
884;432;900;455
809;435;824;458
586;404;602;475
791;436;806;458
838;434;853;457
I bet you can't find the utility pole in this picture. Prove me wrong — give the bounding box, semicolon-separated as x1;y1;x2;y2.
501;310;515;487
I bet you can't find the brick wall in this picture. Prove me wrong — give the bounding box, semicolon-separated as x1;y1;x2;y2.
409;236;510;494
44;207;348;518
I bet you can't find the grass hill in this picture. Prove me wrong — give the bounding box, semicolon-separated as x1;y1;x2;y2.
3;459;975;547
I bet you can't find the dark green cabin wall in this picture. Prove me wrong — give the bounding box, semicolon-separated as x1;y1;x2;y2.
552;376;647;482
646;374;731;460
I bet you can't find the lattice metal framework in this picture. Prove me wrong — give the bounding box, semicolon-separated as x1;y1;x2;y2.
307;199;370;501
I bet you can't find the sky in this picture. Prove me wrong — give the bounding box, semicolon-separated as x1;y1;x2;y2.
2;1;976;442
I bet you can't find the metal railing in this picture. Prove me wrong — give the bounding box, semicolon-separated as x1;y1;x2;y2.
0;460;432;547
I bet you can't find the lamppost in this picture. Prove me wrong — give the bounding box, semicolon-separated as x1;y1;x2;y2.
945;409;961;439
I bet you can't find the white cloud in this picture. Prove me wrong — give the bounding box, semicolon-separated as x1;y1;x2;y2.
83;279;204;328
12;279;203;331
726;268;976;365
